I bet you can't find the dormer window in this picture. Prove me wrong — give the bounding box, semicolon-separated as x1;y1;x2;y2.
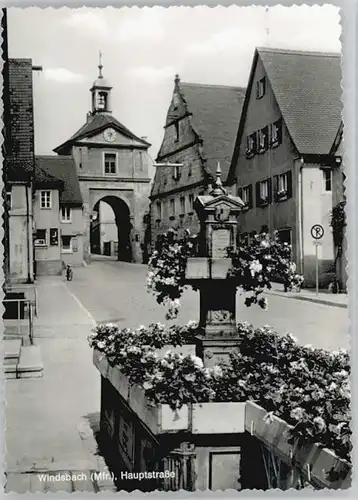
256;77;266;99
173;93;180;110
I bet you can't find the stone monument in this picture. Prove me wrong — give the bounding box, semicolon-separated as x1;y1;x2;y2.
185;163;245;366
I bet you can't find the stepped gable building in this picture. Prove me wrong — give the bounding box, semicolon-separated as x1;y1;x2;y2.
33;156;84;275
150;76;246;247
227;47;342;287
53;56;152;263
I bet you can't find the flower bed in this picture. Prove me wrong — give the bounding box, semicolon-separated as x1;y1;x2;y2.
88;321;351;464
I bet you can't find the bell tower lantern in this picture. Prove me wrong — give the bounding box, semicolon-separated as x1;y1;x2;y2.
90;51;112;115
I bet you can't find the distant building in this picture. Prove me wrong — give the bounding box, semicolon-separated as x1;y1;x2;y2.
330;121;346;291
227;48;342;288
33;156;84;275
53;57;152;263
150;75;246;247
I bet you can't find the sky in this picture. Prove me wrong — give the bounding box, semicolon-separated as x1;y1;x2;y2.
7;5;341;176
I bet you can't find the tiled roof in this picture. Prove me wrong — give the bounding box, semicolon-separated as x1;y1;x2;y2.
35;156;83;206
5;59;35;182
257;47;342;155
54;113;150;153
179;82;246;181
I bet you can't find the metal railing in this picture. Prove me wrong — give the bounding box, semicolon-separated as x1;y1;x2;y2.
4;284;38;317
3;298;34;344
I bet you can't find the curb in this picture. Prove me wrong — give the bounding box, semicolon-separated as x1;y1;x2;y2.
266;291;347;309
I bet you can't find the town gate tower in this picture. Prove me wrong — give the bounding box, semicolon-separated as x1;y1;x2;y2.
54;55;152;263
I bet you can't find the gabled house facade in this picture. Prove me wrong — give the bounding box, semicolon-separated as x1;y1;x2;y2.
150;76;246;248
33;156;84;275
53;61;152;263
330;121;346;291
227;48;342;288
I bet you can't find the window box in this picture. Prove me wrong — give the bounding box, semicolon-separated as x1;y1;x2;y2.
94;349;246;436
245;402;351;489
276;189;288;202
245;148;255;159
179;213;185;218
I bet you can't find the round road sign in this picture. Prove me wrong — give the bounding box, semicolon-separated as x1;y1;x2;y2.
311;224;324;240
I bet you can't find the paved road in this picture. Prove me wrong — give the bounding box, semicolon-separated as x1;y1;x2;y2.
68;256;349;351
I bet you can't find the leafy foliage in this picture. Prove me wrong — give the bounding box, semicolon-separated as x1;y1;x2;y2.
147;230;303;317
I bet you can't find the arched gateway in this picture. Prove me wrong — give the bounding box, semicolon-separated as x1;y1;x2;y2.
53;54;152;263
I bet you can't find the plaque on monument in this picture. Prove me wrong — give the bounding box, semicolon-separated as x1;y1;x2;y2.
212;228;231;259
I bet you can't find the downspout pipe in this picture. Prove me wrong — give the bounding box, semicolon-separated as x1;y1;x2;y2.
298;157;304;277
25;182;32;283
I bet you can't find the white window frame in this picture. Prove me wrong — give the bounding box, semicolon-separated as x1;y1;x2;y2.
323;169;332;192
61;235;73;254
156;201;162;220
103;151;118;175
188;194;194;212
256;77;266;99
170;199;175;217
60;206;72;223
40;190;52;209
260;180;269;199
270;123;278;144
180;196;185;214
278;173;288;193
242;186;250;205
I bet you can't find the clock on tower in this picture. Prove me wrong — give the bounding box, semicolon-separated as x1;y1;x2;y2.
103;128;117;143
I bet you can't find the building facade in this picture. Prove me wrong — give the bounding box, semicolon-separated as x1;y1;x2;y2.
53;60;152;263
150;76;245;248
227;48;342;288
33;156;84;275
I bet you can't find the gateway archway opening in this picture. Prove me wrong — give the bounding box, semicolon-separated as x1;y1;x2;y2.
90;196;132;262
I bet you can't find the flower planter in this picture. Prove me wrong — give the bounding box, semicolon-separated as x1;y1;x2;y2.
93;349;246;436
244;402;351;489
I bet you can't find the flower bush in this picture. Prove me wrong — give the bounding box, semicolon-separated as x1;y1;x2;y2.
89;321;351;462
147;230;303;317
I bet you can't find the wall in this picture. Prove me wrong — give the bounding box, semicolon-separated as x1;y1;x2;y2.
9;184;34;283
301;165;334;287
60;206;85;268
234;56;299;264
33;188;62;275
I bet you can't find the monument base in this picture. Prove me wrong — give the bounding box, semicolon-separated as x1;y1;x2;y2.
196;336;239;367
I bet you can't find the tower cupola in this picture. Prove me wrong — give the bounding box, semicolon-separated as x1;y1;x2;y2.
90;51;112;115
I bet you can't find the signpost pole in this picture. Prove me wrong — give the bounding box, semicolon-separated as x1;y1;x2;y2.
315;243;319;296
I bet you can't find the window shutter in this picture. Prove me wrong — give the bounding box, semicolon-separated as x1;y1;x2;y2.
248;185;253;208
263;126;269;150
255;181;261;207
286;170;293;199
238;187;243;199
256;82;259;99
267;178;273;203
277;119;283;145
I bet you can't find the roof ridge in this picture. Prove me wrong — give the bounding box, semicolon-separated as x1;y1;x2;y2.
180;82;245;91
257;46;341;58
